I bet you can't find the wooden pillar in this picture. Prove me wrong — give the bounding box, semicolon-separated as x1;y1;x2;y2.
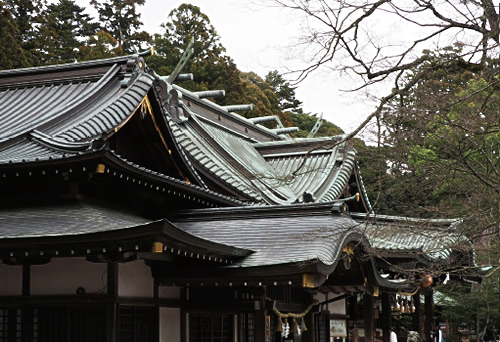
302;310;315;342
153;279;160;342
381;293;391;342
181;287;188;342
364;293;375;342
21;263;32;342
424;291;433;342
349;295;357;321
107;262;118;342
412;294;421;333
254;287;267;342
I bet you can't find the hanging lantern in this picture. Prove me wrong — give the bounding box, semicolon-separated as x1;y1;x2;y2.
411;299;416;313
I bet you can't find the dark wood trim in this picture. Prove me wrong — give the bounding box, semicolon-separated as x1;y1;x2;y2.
412;293;421;334
21;263;32;342
184;300;262;313
154;279;160;342
22;263;30;296
254;287;267;342
363;293;374;342
424;292;433;342
107;262;118;342
382;293;391;342
0;295;181;307
181;287;187;342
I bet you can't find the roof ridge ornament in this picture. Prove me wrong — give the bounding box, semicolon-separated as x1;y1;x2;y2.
167;89;190;123
307;113;323;138
167;37;194;84
120;57;142;88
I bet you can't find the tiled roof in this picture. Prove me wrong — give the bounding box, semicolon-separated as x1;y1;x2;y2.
0;200;252;261
170;204;365;269
170;110;362;205
0;201;152;239
0;59;153;145
352;213;467;260
167;115;266;203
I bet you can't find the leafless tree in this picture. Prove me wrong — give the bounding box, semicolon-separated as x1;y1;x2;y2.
270;0;500;138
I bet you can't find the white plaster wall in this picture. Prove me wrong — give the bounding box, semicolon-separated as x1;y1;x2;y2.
160;308;180;342
328;297;346;314
118;260;153;297
0;263;22;296
313;292;346;314
31;258;107;295
158;286;181;299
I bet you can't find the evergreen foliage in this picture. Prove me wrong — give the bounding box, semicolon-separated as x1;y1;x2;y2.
0;2;28;70
90;0;149;53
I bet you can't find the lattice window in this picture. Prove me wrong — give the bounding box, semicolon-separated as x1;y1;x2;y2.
34;306;106;342
190;314;233;342
315;313;330;342
118;306;154;342
0;308;22;342
238;313;255;342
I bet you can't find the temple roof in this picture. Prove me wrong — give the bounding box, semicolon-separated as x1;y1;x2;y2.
170;203;365;271
0;54;369;208
0;54;477;287
352;213;469;261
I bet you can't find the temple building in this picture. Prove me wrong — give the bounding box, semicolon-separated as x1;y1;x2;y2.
0;53;479;342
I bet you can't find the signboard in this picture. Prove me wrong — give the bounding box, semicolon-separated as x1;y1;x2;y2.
330;319;347;338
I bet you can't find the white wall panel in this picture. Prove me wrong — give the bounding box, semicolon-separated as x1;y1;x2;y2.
31;258;106;295
0;264;22;296
118;260;153;297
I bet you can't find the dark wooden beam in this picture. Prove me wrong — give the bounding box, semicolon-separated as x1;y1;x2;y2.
364;293;374;342
154;278;160;342
412;293;421;334
254;287;267;342
382;293;391;342
107;262;118;342
21;263;32;342
424;292;433;342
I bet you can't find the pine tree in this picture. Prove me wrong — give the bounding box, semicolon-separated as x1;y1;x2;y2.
0;1;28;69
4;0;45;66
148;4;245;107
90;0;149;53
265;70;303;113
79;30;124;61
40;0;96;64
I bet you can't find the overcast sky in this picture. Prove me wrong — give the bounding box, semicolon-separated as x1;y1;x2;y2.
82;0;377;135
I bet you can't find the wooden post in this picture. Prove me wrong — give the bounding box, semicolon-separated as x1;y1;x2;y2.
364;293;375;342
154;279;160;342
21;263;32;342
412;294;421;334
107;262;118;342
424;292;433;342
302;310;315;342
382;293;391;342
254;287;267;342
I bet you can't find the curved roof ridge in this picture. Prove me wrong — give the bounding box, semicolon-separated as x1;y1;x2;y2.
0;55;139;78
193;117;298;204
0;64;122;145
108;150;248;207
171;117;266;203
55;73;154;141
318;150;356;202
